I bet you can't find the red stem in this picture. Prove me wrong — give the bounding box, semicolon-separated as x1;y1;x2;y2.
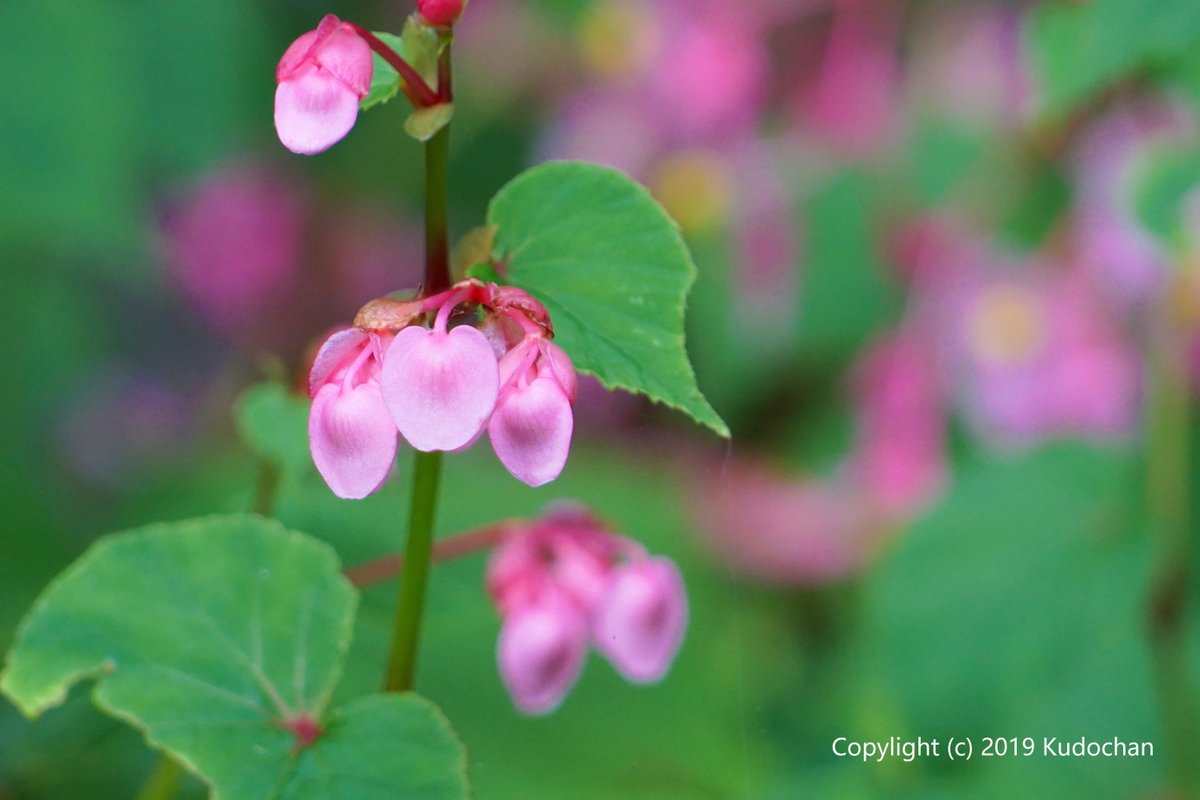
348;23;440;108
344;521;515;587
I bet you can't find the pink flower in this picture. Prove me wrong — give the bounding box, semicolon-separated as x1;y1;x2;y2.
161;162;305;339
307;328;397;499
849;326;947;519
488;337;578;487
692;459;875;585
951;267;1141;446
805;0;899;157
380;302;500;452
591;558;687;683
418;0;464;27
497;591;589;715
275;15;373;156
486;506;687;714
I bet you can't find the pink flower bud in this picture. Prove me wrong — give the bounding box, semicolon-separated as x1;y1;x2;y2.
308;329;397;499
381;323;500;452
497;593;588;715
418;0;464;28
592;558;687;683
275;15;373;155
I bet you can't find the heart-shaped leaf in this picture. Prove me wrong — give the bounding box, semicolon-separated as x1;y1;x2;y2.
1;515;467;800
487;161;728;437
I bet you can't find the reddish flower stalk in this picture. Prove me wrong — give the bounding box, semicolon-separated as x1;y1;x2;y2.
347;22;440;108
344;521;516;586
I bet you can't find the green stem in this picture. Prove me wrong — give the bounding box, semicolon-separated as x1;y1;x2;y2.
382;26;453;696
383;451;443;691
1145;290;1200;795
135;755;183;800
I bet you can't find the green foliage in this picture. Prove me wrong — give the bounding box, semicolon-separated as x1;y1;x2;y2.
234;382;312;475
1;516;467;800
406;103;455;142
1133;145;1200;250
797;171;896;365
1027;0;1200;117
856;444;1158;796
487;161;729;437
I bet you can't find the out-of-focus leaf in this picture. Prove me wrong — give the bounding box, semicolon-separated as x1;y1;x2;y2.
487;161;728;437
234;382;312;474
797;171;896;365
1;516;467;800
1132;145;1200;250
1027;0;1200;117
855;444;1160;797
911;119;984;207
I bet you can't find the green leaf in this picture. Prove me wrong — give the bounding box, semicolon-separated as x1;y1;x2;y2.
486;161;728;437
361;32;405;111
1132;145;1200;251
1027;0;1200;118
1;515;467;800
797;171;896;364
857;443;1157;788
405;103;455;142
234;382;312;474
361;18;440;112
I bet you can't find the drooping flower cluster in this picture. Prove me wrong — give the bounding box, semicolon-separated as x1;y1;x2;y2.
486;506;688;715
308;280;579;498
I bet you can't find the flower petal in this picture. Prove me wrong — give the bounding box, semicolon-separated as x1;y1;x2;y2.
275;63;362;156
313;22;374;97
309;381;397;499
382;325;500;452
488;376;573;487
497;597;588;715
308;327;369;397
592;558;688;683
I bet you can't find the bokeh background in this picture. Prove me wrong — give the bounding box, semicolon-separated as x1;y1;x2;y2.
4;0;1200;797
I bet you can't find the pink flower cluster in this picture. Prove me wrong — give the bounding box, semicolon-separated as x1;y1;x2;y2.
308;280;578;498
486;506;687;715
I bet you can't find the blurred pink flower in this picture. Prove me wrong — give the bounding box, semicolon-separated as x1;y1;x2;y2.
487;505;687;714
161;162;306;340
849;325;947;518
951;266;1141;447
908;3;1031;127
693;460;875;585
804;0;900;158
1071;100;1193;307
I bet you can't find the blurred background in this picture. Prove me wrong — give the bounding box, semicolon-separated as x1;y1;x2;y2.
4;0;1200;797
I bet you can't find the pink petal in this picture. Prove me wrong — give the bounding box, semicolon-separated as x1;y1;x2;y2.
498;597;588;715
275;63;362;155
592;558;687;683
382;325;500;452
277;29;320;82
309;381;397;499
488;377;573;487
313;22;374;97
308;328;369;397
538;340;578;403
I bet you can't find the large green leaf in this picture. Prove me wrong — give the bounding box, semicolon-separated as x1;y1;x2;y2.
855;444;1160;797
1027;0;1200;118
486;161;728;437
1;515;467;800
